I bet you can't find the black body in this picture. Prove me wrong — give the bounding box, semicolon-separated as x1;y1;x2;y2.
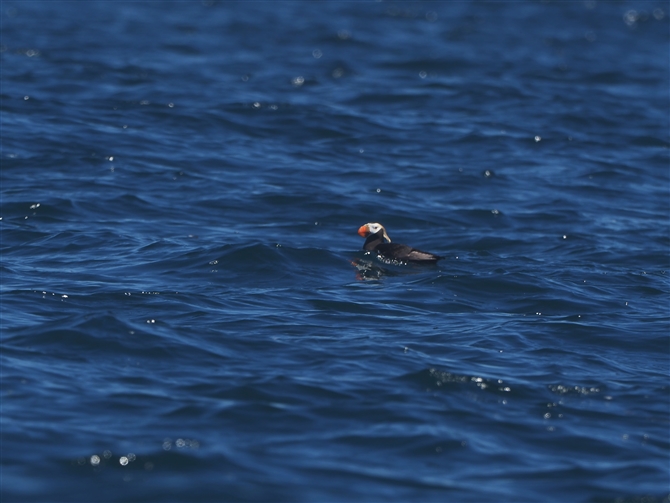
363;229;442;263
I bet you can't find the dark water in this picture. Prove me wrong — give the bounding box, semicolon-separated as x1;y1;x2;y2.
2;1;669;501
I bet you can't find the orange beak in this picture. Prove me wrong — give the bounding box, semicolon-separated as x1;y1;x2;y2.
357;224;369;238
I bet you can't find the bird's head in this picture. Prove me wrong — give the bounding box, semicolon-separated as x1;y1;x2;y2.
357;222;391;242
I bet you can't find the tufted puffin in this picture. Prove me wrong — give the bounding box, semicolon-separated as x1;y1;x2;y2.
357;222;443;263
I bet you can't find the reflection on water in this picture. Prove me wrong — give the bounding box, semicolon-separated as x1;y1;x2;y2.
351;257;386;281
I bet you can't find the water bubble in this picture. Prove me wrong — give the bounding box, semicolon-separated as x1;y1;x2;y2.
119;456;129;466
623;10;638;26
312;48;322;58
534;135;541;142
291;76;305;87
419;71;427;79
426;11;438;22
337;29;351;40
90;455;101;466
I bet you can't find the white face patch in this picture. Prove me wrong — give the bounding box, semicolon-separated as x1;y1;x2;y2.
367;223;383;234
365;223;391;242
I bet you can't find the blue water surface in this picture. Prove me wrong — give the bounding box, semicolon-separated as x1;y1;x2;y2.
1;1;669;502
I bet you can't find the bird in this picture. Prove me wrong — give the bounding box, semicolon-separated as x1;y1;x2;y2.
357;222;443;263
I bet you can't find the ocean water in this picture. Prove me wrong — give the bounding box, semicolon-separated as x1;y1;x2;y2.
1;1;669;501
